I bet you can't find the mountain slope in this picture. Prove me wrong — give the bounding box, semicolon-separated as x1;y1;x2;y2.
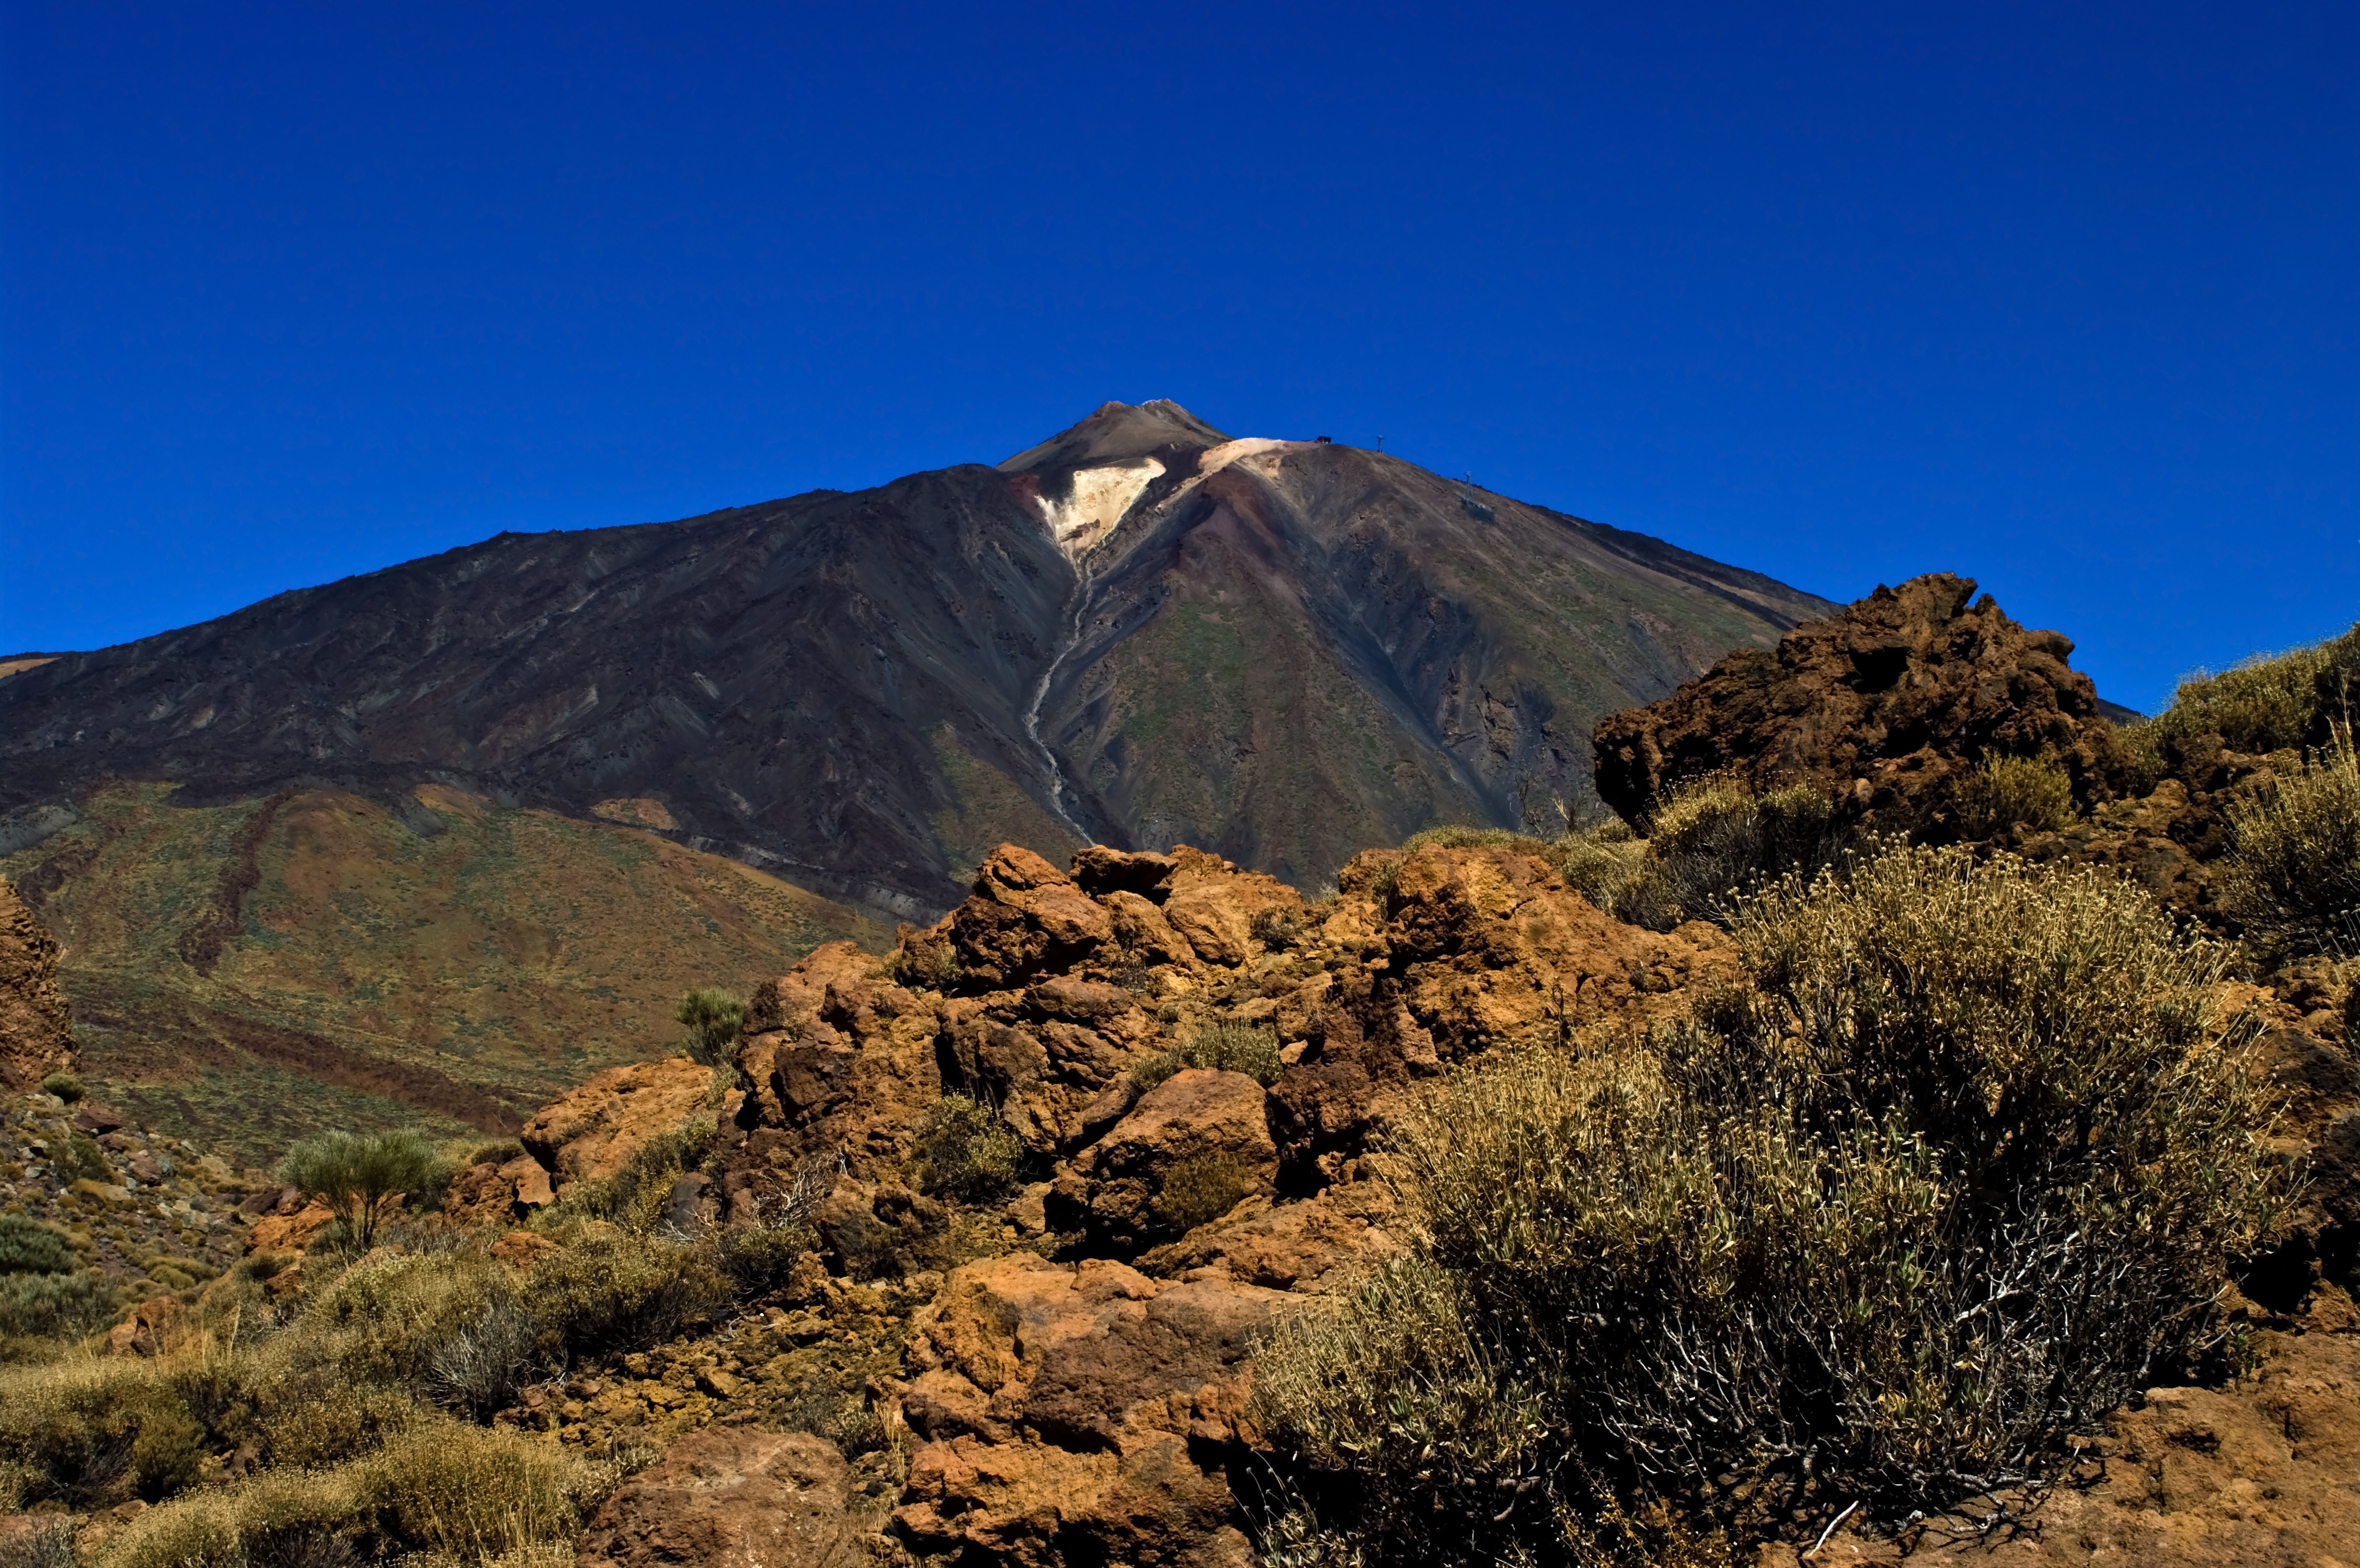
0;401;1831;915
0;781;888;1162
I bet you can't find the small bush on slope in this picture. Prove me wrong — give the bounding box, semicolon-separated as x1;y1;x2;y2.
1551;776;1845;931
1956;754;2077;837
1132;1021;1287;1092
1254;844;2278;1565
2221;726;2360;961
2130;624;2360;760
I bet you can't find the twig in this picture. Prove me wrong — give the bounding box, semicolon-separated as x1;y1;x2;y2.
1804;1499;1859;1559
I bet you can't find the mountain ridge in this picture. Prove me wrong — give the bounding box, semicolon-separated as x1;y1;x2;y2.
0;402;1834;917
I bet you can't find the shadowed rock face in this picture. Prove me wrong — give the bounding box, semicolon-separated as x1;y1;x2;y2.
0;401;1830;917
0;877;74;1090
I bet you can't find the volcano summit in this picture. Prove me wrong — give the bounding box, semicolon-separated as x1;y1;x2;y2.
0;401;1830;916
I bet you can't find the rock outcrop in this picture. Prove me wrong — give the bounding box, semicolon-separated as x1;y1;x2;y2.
1593;571;2132;837
0;875;74;1090
575;1427;870;1568
520;1057;716;1195
895;1253;1282;1568
703;835;1728;1563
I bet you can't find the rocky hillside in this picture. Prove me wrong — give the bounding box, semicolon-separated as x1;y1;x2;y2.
5;577;2357;1568
0;783;886;1163
0;400;1832;919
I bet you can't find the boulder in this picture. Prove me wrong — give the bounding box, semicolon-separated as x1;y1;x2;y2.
575;1426;872;1568
895;1252;1286;1568
519;1056;713;1193
1593;572;2132;837
104;1296;187;1358
1060;1069;1276;1254
0;876;73;1091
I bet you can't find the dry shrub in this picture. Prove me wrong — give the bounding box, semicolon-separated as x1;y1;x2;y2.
0;1516;76;1568
916;1095;1025;1204
1956;754;2076;837
1255;845;2277;1564
365;1417;600;1561
0;1357;205;1510
2221;729;2360;960
0;1270;114;1342
1551;777;1844;931
1156;1151;1252;1236
2133;625;2360;759
1134;1021;1286;1092
524;1227;731;1358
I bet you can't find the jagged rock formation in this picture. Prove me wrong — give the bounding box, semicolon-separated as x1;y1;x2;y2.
1591;571;2133;836
680;837;1729;1561
0;401;1830;918
0;876;73;1090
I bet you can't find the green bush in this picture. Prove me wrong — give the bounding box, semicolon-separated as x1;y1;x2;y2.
2220;730;2360;960
2132;625;2360;758
38;1073;83;1104
1551;776;1845;931
1956;754;2077;837
1255;845;2277;1563
0;1270;114;1340
1156;1151;1252;1236
674;988;746;1068
524;1229;731;1358
277;1130;444;1250
916;1095;1025;1205
0;1217;76;1277
60;1135;114;1187
1131;1021;1285;1091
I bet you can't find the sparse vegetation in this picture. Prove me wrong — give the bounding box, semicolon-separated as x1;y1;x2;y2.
1156;1150;1251;1235
1255;844;2277;1564
673;988;746;1067
916;1094;1025;1204
277;1129;444;1251
2220;726;2360;959
1132;1020;1284;1090
1956;753;2077;837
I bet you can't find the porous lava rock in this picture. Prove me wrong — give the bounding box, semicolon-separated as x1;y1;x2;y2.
0;875;74;1090
574;1426;870;1568
520;1056;715;1194
894;1252;1280;1568
701;836;1728;1563
1593;572;2132;837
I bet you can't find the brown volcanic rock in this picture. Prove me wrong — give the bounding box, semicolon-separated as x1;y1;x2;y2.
895;1252;1278;1568
519;1056;715;1194
0;875;74;1090
1592;572;2131;836
575;1426;872;1568
1057;1068;1278;1254
1794;1328;2360;1567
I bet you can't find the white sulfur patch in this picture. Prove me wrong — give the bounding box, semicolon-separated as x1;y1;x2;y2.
1031;457;1165;559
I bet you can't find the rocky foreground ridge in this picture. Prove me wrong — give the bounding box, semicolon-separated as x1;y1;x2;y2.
8;573;2359;1567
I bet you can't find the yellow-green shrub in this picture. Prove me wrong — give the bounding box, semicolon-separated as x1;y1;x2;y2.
916;1095;1025;1204
1255;845;2277;1564
524;1227;731;1357
1955;754;2077;836
2221;733;2360;959
366;1417;602;1561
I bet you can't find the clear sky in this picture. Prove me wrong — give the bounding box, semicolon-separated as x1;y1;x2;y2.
2;2;2351;713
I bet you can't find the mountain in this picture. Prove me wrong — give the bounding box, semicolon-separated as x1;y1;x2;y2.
0;401;1832;921
0;781;888;1162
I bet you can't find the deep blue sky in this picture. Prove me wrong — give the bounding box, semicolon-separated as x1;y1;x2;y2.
3;2;2351;712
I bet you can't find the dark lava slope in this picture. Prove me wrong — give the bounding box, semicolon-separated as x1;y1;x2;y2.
0;402;1832;915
